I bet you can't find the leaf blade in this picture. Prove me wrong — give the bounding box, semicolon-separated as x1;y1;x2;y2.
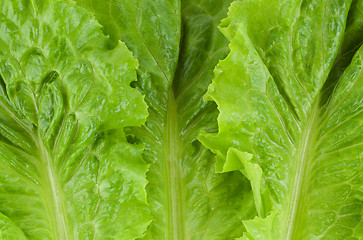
0;0;150;239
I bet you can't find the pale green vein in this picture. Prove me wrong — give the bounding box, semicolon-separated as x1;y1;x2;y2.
284;99;321;240
164;89;185;240
38;133;69;240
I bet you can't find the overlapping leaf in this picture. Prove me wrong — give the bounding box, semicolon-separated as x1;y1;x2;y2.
76;0;256;239
199;0;363;239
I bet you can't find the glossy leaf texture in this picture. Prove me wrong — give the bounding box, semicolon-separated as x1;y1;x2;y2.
75;0;256;239
0;0;150;239
199;0;363;239
322;0;363;105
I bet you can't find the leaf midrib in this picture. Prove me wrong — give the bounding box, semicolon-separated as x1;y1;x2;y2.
38;132;69;240
164;89;185;240
284;99;321;240
133;5;186;237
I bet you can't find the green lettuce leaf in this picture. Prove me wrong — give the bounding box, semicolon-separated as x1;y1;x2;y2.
322;0;363;104
199;0;363;239
75;0;256;239
0;0;150;239
0;213;27;240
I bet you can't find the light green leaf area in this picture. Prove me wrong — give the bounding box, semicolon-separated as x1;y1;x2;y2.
0;0;150;239
76;0;256;239
322;0;363;104
0;213;27;240
199;0;362;239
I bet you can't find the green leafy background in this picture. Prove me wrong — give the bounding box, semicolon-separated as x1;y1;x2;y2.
0;0;362;239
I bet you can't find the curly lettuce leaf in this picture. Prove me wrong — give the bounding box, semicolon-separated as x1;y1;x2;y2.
0;0;150;239
199;0;363;239
75;0;256;239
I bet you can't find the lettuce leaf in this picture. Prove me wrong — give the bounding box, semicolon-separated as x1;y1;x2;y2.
0;0;150;239
199;0;363;239
1;0;361;239
75;0;256;239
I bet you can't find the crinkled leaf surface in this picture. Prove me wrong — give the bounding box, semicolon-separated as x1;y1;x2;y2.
0;0;150;239
76;0;256;239
322;0;363;104
199;0;363;239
